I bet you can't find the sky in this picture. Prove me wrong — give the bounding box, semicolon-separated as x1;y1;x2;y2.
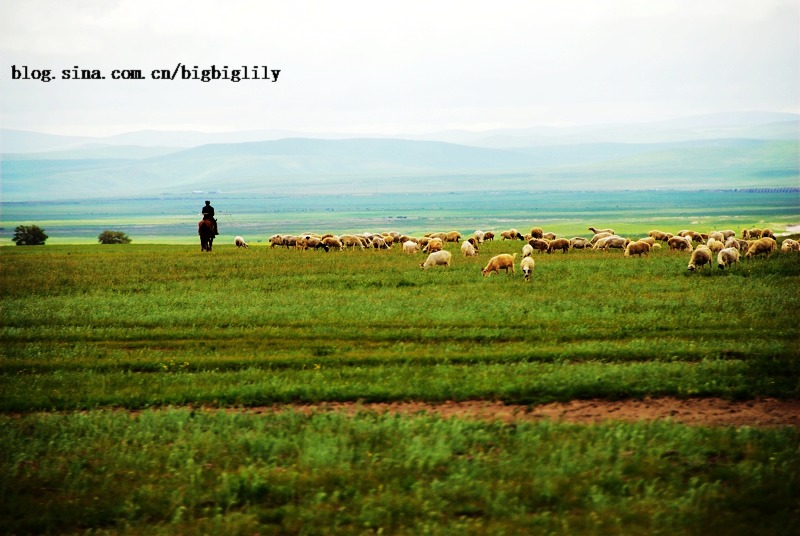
1;0;798;137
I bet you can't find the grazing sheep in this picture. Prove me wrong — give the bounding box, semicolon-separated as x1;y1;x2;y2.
761;228;775;239
423;237;444;253
501;229;524;241
234;236;248;248
678;231;704;243
340;234;366;249
522;243;534;257
667;236;693;251
371;237;390;250
268;235;284;248
420;250;452;270
719;230;736;240
745;237;777;258
445;231;462;243
743;228;762;240
300;236;329;252
474;230;485;243
542;232;557;241
780;239;799;252
528;238;550;254
724;237;749;252
589;227;615;235
687;246;713;272
593;236;630;251
547;238;570;254
403;240;420;254
483;231;495;241
648;230;673;242
482;253;517;276
461;240;478;257
521;256;535;281
569;237;592;249
706;237;725;253
717;247;740;270
530;227;544;239
624;240;651;257
322;236;344;251
590;232;613;244
708;231;725;243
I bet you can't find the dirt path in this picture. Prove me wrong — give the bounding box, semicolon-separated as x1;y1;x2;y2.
242;398;800;427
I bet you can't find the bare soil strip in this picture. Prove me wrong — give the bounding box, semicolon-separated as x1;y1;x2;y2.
239;398;800;427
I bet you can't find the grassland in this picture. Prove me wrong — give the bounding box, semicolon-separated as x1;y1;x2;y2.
1;238;799;534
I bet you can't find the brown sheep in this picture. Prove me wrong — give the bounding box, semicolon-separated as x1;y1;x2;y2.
745;237;776;258
423;238;443;253
322;236;343;251
780;239;800;252
483;231;495;241
687;246;712;271
569;237;592;249
761;228;775;239
648;230;673;242
445;231;462;243
528;238;550;254
530;227;544;239
624;240;651;257
547;238;570;254
667;236;693;251
482;253;517;276
588;227;615;235
501;229;524;241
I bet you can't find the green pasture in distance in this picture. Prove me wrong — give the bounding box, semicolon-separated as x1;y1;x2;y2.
2;189;798;244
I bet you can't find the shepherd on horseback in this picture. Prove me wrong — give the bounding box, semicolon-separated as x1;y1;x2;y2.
201;200;219;236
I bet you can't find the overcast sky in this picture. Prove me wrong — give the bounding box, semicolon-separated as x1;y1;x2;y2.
1;0;798;137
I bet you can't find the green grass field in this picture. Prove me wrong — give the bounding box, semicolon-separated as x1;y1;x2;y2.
2;237;799;534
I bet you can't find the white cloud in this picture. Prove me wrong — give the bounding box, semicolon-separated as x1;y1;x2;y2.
1;0;797;136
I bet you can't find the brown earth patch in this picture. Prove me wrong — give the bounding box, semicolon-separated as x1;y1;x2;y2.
239;398;800;427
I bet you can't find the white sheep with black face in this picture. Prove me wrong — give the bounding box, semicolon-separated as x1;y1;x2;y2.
521;256;535;281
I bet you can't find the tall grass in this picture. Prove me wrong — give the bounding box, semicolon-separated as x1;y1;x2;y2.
2;409;798;535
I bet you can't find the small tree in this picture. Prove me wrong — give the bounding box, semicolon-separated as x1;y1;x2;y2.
98;230;132;244
12;224;48;246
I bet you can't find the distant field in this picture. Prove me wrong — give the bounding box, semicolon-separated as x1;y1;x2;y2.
2;189;798;245
2;227;799;533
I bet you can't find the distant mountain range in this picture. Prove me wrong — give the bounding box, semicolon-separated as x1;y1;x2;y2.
1;112;798;201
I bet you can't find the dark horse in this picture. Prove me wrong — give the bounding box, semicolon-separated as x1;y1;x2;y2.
198;217;215;251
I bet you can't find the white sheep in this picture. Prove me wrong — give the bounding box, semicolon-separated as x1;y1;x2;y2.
520;256;535;281
461;240;478;257
403;240;421;254
717;247;740;270
234;236;248;248
522;243;534;257
420;250;452;270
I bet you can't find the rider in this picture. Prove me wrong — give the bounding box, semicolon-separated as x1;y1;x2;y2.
201;200;219;235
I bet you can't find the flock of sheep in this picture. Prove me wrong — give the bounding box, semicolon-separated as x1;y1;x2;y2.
232;225;798;280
